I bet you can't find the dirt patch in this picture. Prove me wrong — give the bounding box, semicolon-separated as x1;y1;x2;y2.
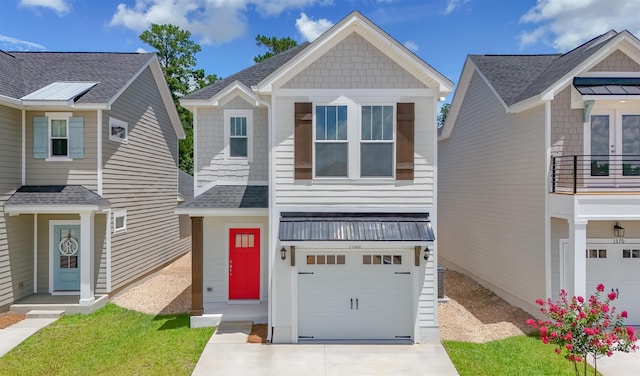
439;270;535;343
248;324;268;343
111;252;192;315
0;312;26;329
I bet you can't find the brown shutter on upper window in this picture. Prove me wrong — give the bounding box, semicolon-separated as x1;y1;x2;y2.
294;102;313;180
396;103;415;180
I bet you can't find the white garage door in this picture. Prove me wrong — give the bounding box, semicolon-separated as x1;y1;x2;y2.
586;244;640;325
297;249;413;341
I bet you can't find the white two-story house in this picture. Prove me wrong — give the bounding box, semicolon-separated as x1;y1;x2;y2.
439;30;640;324
177;11;452;343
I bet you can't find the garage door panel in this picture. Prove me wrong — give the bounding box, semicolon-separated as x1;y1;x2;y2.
297;249;413;341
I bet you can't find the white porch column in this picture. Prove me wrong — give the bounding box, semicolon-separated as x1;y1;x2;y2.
79;211;95;306
569;219;588;298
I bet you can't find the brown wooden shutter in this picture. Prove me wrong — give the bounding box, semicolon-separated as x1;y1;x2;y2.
396;103;415;180
294;102;313;179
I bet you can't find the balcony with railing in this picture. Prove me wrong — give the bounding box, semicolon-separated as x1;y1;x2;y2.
551;155;640;193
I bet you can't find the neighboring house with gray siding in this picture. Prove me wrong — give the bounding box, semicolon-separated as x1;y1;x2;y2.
439;30;640;325
177;11;452;344
0;50;189;313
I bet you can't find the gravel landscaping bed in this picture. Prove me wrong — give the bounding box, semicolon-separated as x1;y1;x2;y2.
111;252;192;315
0;312;25;329
439;270;534;343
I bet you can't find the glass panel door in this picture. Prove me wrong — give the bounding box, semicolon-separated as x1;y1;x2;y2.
621;115;640;176
590;115;611;176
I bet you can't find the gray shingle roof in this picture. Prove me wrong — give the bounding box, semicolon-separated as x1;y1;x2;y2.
0;51;155;103
279;212;434;242
470;30;619;106
182;43;310;101
178;185;268;209
5;185;111;207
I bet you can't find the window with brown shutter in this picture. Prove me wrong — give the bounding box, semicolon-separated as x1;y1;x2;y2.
396;103;415;180
294;102;312;179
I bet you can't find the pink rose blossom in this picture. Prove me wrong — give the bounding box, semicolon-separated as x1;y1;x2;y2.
597;284;605;292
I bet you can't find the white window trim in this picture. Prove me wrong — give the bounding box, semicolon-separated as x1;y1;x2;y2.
109;117;128;144
311;102;397;181
224;109;253;162
45;112;73;162
359;104;396;179
113;210;127;234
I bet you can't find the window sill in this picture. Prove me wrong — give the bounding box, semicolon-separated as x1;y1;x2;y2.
113;228;127;234
306;178;397;185
109;137;128;144
45;157;73;162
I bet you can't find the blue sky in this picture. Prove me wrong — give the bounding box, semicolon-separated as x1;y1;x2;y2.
3;0;640;100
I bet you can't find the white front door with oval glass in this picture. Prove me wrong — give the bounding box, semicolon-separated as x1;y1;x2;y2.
53;224;81;291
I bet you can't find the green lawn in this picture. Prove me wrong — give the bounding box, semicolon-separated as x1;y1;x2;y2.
443;335;602;376
0;303;214;376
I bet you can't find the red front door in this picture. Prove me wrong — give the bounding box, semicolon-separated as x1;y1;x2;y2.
229;228;260;300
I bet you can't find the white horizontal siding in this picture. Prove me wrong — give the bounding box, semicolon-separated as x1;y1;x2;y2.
438;71;547;315
273;95;436;208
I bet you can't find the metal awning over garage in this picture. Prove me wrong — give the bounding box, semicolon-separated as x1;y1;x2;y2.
279;212;434;242
573;77;640;95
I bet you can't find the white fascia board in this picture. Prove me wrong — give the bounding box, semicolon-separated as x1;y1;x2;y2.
180;81;259;108
281;241;431;248
4;205;107;214
175;208;268;216
257;11;452;95
0;94;22;108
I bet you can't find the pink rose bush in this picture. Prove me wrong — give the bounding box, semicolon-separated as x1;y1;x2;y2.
527;284;637;376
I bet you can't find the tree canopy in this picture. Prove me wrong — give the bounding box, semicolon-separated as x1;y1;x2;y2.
254;35;298;63
438;103;451;128
139;23;218;174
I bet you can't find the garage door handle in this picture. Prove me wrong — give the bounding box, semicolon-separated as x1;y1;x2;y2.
350;298;353;310
395;272;410;275
298;272;314;275
356;298;359;310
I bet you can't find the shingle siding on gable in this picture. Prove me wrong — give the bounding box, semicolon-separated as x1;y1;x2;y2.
438;71;546;315
283;33;427;89
0;105;33;309
196;96;268;189
102;66;189;292
589;50;640;72
550;87;584;157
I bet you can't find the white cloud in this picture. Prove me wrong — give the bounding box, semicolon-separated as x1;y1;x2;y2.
109;0;330;45
403;40;419;52
136;47;148;53
0;34;46;51
19;0;70;15
444;0;469;15
295;12;333;42
519;0;640;51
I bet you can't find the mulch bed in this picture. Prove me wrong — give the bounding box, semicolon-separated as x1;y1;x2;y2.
0;312;26;329
248;324;268;343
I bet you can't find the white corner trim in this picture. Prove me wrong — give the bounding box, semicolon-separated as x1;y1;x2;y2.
104;209;112;292
97;110;103;196
33;214;38;294
21;109;26;185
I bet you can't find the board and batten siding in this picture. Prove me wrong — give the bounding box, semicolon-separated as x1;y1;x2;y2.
25;111;98;191
102;66;189;291
438;70;547;315
0;105;34;310
273;95;435;207
196;96;268;190
201;216;269;304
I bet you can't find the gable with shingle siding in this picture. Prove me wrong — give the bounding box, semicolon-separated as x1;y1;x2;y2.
283;32;428;89
589;49;640;72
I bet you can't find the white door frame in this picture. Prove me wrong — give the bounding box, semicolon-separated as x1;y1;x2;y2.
49;220;81;295
224;223;264;304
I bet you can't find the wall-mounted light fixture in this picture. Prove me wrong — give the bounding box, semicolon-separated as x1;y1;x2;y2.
280;247;287;260
423;247;432;262
614;222;625;238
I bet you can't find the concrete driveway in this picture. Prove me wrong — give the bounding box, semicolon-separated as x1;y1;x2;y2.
192;343;459;376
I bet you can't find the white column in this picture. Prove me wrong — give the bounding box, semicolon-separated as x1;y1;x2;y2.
569;219;588;298
79;212;95;306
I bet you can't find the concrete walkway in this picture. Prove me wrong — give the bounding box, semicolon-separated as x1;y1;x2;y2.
193;323;459;376
0;317;59;357
593;349;640;376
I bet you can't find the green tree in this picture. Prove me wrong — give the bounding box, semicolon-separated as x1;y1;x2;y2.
254;35;298;63
437;103;450;128
139;24;217;174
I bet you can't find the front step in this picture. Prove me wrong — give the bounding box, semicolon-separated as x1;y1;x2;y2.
25;310;65;319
